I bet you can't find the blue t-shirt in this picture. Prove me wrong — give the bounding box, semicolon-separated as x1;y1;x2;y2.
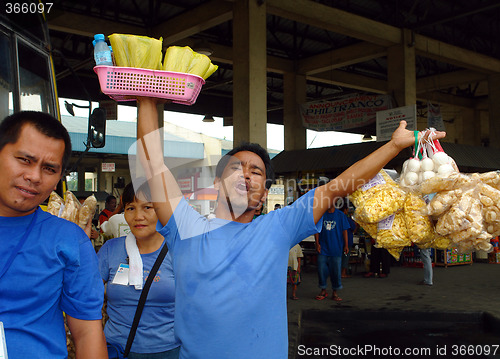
346;215;356;247
0;208;103;359
98;236;179;353
160;189;321;359
318;209;350;257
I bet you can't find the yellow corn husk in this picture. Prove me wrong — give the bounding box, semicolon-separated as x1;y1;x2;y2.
188;52;211;78
108;34;130;67
130;35;163;70
162;46;182;71
162;46;194;72
202;62;218;80
109;33;163;70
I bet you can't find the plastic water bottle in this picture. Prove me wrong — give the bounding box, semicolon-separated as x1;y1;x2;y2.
93;34;113;66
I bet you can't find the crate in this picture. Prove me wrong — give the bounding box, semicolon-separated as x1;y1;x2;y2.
94;66;205;105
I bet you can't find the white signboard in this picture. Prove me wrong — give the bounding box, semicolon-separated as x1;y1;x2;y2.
376;105;416;142
101;162;116;172
427;102;446;131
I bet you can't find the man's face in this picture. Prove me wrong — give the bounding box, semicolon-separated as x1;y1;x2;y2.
215;151;268;218
0;124;64;217
106;198;117;212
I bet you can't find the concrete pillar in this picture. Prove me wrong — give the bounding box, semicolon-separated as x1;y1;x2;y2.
488;73;500;149
387;29;416;108
232;0;267;148
283;72;307;151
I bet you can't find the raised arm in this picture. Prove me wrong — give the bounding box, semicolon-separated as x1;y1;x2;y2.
313;121;446;223
136;97;182;226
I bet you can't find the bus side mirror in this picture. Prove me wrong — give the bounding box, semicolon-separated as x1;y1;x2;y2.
88;108;106;148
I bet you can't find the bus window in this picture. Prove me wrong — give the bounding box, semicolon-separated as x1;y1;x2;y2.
18;40;54;115
0;31;14;120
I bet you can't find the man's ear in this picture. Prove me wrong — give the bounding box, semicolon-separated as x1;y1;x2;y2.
213;177;221;191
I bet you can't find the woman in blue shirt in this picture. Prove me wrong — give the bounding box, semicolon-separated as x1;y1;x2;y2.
98;182;180;359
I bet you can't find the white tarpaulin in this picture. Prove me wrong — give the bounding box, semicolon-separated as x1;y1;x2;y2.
300;94;392;131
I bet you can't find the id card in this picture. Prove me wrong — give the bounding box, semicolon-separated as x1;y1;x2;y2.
0;322;8;359
111;263;129;285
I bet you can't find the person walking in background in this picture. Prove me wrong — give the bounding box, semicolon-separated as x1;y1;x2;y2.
98;182;180;358
99;195;117;225
341;201;357;278
288;244;303;300
418;248;433;286
100;195;130;241
0;111;106;358
364;240;391;278
314;200;350;302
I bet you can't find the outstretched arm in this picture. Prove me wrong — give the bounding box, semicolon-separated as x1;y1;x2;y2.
313;121;446;223
136;97;182;226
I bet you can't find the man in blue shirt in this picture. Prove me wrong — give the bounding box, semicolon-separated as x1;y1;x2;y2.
315;202;350;301
0;111;106;358
135;96;446;359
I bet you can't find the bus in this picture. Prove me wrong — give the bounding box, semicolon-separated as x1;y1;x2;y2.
1;4;59;120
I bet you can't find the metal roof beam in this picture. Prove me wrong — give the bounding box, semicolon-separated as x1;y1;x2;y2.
297;42;387;75
416;70;487;94
47;12;147;38
153;0;233;45
307;70;387;94
267;0;500;75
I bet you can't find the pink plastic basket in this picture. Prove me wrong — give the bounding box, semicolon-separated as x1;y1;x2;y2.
94;66;205;105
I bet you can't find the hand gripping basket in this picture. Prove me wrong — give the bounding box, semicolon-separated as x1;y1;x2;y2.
94;66;205;105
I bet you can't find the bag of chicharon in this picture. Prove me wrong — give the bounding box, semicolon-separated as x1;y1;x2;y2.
47;191;97;229
349;169;406;224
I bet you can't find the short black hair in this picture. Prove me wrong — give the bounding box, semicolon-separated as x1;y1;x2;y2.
216;142;275;190
122;181;152;207
105;195;116;204
0;111;72;173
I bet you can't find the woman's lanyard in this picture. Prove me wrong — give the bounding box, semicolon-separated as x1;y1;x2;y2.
0;208;38;280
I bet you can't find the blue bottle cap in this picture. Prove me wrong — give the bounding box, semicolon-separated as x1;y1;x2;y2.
94;34;105;41
92;40;96;47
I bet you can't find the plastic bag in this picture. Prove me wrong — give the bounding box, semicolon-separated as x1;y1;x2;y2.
78;195;97;229
400;128;459;190
403;192;435;246
350;170;406;223
108;33;163;70
60;191;81;223
47;191;64;216
376;212;411;249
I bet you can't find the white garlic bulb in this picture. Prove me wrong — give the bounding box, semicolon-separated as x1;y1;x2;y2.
405;171;419;186
437;163;454;176
421;157;434;172
407;158;421;172
422;171;436;181
433;151;449;166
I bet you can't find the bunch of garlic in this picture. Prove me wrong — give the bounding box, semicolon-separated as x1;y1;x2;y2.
399;130;458;188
